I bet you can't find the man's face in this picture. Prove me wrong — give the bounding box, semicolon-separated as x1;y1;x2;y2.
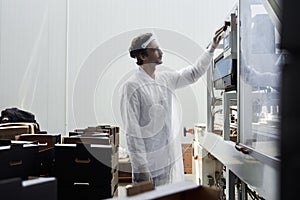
144;40;163;65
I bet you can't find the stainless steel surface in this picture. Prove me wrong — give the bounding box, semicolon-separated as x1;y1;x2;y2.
223;91;237;141
197;130;279;200
223;12;238;59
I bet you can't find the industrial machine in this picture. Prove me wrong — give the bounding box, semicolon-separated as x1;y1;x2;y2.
193;0;283;199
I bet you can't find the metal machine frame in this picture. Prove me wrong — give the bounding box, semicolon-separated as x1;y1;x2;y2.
198;1;282;199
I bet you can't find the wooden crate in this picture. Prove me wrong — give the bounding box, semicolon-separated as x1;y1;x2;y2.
182;144;193;174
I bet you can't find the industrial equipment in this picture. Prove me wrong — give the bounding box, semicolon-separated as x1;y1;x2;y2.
197;0;283;199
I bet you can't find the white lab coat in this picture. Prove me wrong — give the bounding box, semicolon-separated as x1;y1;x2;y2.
120;49;213;185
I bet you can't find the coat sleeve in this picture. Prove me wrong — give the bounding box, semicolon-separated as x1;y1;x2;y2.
120;82;148;172
171;49;214;89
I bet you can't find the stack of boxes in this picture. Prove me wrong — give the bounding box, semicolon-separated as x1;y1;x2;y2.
0;140;58;199
0;142;39;180
0;122;38;140
54;124;119;200
16;133;61;176
0;123;119;200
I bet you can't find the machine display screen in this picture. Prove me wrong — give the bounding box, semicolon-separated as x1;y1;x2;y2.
213;56;232;81
224;35;230;50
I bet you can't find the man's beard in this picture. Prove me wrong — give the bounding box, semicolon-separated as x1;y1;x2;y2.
156;60;163;65
155;56;163;65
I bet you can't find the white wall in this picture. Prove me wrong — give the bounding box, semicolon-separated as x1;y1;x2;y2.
0;0;67;133
0;0;237;147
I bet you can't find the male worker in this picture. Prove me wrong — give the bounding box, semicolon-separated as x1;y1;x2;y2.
120;27;223;186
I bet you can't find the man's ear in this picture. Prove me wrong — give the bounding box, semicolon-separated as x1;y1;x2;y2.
138;53;147;61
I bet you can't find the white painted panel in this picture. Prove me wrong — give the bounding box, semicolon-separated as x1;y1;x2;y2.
47;0;67;134
0;0;67;133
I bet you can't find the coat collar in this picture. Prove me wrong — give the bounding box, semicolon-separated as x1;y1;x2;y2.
137;66;156;83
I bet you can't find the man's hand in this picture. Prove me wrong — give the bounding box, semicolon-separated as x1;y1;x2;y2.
134;164;152;182
211;25;225;49
135;171;152;182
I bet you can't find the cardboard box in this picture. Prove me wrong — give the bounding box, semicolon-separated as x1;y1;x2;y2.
157;184;220;200
182;144;193;174
15;134;61;176
119;157;132;182
63;136;111;145
0;122;38;132
54;143;118;199
0;143;39;179
0;125;31;140
17;133;61;151
126;181;155;196
72;125;120;147
0;177;57;200
106;181;219;200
